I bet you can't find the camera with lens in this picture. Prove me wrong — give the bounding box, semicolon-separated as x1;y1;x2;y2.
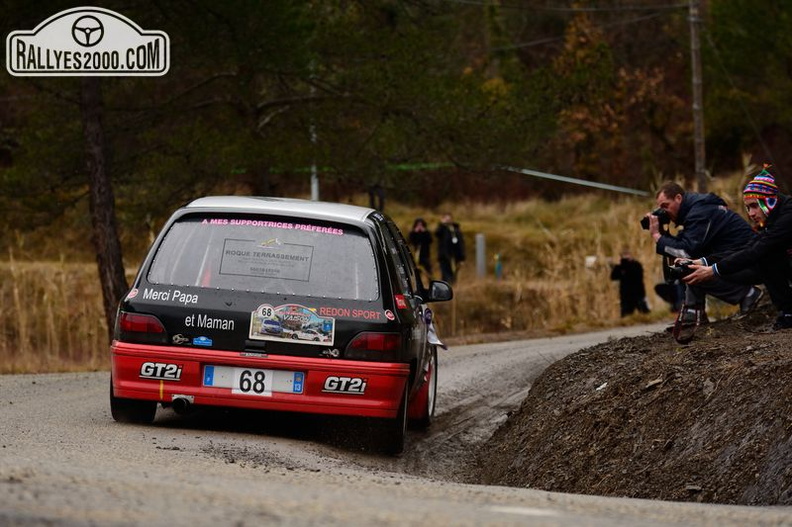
640;208;671;230
666;260;694;279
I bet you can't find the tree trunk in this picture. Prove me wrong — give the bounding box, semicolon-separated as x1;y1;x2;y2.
80;77;128;342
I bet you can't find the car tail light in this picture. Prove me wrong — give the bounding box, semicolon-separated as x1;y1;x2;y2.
345;332;402;361
116;312;168;344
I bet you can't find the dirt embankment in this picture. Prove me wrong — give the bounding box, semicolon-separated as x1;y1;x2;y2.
477;304;792;505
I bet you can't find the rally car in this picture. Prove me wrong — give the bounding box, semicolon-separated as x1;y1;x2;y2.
110;196;452;454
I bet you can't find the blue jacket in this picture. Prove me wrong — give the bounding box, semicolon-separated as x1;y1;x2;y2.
655;192;755;260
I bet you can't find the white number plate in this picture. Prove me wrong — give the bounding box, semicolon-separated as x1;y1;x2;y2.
203;366;304;397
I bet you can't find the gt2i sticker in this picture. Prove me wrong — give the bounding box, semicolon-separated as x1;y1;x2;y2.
322;376;367;395
139;362;182;381
249;303;335;346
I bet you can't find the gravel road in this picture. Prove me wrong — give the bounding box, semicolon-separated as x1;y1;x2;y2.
1;323;790;526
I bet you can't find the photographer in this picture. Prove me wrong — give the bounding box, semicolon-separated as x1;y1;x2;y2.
645;182;762;324
684;167;792;330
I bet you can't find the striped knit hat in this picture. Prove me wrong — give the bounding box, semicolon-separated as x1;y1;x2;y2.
743;165;779;215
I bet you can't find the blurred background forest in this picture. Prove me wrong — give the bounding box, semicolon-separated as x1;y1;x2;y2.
1;1;791;370
2;0;791;259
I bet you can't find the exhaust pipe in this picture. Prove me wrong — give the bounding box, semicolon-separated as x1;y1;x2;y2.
171;394;194;415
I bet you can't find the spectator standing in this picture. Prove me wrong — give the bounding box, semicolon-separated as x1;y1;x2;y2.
435;213;465;283
610;249;650;316
408;218;433;276
684;166;792;329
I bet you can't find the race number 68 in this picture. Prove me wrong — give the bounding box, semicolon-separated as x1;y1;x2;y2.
239;369;267;394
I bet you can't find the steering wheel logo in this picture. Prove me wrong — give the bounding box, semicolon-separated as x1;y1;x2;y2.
71;15;104;47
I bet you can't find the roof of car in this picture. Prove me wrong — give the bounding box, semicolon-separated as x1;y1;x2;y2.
184;196;377;225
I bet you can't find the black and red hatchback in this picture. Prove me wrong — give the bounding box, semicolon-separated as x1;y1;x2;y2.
110;196;452;453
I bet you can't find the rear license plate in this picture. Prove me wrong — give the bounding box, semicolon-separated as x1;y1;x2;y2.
203;366;304;396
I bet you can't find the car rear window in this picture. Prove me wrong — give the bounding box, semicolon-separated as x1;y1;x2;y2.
147;215;379;301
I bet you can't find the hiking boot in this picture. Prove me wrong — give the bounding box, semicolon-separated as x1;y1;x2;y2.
772;312;792;330
738;286;764;316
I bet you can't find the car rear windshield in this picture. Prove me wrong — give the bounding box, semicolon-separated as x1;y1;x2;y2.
147;214;379;301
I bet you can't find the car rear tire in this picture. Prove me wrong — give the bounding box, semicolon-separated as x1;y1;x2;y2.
408;345;437;430
381;382;408;456
110;378;156;424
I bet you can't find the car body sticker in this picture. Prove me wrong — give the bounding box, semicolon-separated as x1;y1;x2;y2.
249;303;335;346
317;307;384;320
140;287;199;305
220;238;314;281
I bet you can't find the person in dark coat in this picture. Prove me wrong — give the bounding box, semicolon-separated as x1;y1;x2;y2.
610;249;650;316
435;213;465;284
408;218;433;276
685;166;792;329
645;181;762;320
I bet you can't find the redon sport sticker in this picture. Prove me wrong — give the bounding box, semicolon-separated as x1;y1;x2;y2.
249;303;334;346
318;307;385;320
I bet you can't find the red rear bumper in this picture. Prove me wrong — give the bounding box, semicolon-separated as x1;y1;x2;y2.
111;341;410;419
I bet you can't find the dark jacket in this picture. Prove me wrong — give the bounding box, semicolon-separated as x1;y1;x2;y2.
435;222;465;262
713;193;792;275
610;258;646;301
655;192;755;260
408;230;433;270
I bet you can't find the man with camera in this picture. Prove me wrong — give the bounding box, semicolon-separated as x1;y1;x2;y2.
644;181;762;328
683;167;792;330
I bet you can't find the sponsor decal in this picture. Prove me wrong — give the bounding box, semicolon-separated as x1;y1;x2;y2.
6;6;170;77
322;376;367;395
318;306;384;320
193;336;213;347
220;238;314;281
249;303;334;346
394;295;408;310
139;361;182;381
200;218;344;235
126;288;139;300
172;334;190;345
142;287;199;305
385;310;396;321
184;313;235;331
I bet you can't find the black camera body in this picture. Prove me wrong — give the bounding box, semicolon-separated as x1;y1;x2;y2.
640;208;671;230
666;261;694;280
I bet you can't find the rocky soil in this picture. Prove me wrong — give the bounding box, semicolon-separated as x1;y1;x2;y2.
476;301;792;506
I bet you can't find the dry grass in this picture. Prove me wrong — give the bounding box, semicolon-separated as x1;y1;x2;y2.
3;174;755;373
0;254;109;373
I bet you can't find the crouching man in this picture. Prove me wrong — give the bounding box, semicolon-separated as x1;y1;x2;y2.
684;166;792;330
